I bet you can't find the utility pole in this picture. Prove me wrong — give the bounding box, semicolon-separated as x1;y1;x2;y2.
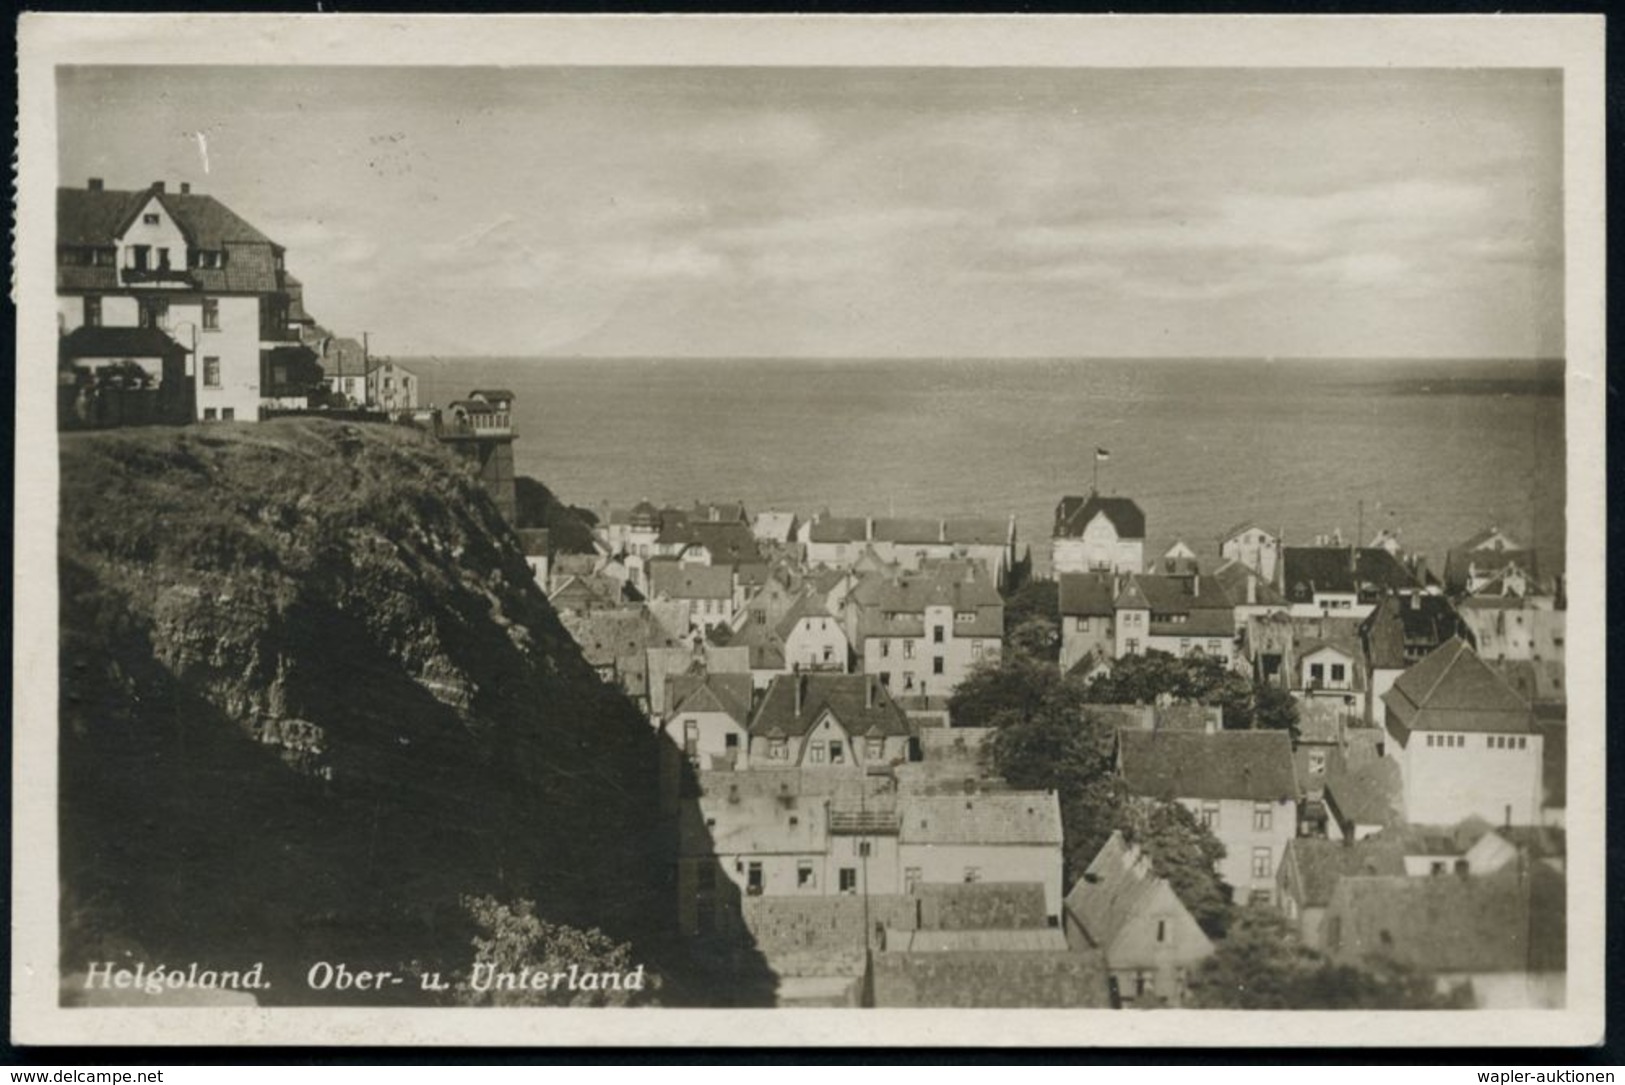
361;332;371;408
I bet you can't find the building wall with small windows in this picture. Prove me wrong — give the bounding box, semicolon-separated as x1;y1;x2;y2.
1174;796;1297;905
1052;517;1143;576
1059;613;1115;672
863;613;1000;699
896;843;1062;922
782;615;850;673
1142;629;1237;667
1395;729;1543;827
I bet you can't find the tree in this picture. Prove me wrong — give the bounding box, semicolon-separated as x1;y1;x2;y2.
513;476;600;554
948;652;1066;730
1117;800;1233;938
454;896;654;1007
1186;907;1467;1009
1003;581;1060;662
1250;681;1301;738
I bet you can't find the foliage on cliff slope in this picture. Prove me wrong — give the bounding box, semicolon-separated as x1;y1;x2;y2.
58;420;668;1003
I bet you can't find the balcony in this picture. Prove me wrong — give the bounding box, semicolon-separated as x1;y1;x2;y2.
121;266;195;287
828;808;901;835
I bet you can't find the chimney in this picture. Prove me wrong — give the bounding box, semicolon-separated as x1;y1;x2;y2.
794;673;806;716
87;177;103;191
866;676;877;709
180;182;191;194
152;181;166;193
1246;574;1257;606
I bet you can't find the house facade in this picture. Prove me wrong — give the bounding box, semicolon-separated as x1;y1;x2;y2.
1382;638;1544;827
1117;730;1299;905
746;674;916;769
662;672;756;774
57;179;312;424
846;564;1004;698
1220;521;1281;584
1065;832;1214;1006
1052;493;1146;576
896;793;1066;922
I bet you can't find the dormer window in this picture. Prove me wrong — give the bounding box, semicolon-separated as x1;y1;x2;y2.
142;212;160;226
194;250;224;269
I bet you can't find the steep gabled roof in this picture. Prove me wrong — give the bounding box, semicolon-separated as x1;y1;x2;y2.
1359;592;1466;670
1382;637;1534;735
648;561;733;602
1118;730;1298;803
668;672;754;726
1065;831;1212;960
1054;493;1146;540
1281;838;1407;909
1057;572;1118;617
748;674;913;739
1281;546;1419;599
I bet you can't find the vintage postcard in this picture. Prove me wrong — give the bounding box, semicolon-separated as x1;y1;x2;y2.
12;14;1605;1047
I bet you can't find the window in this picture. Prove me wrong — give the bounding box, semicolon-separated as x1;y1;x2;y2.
1251;847;1272;880
1249;889;1273;906
865;738;884;760
797;861;816;889
1180;638;1191;654
1208;640;1223;655
1430;861;1447;876
972;640;984;660
880;640;890;658
131;245;151;270
142;212;160;225
955;611;975;623
963;867;982;884
1308;751;1327;775
83;296;102;327
1253;802;1273;832
769;738;788;760
1200;802;1220;830
858;841;872;858
156;247;171;270
1426;734;1435;748
1331;663;1346;683
202;356;221;388
221;408;234;422
932;657;944;676
202;297;219;330
1125;638;1140;655
903;640;915;660
838;868;857;894
903;673;915;691
1135;972;1153;999
138;296;168;329
879;671;891;688
746;862;763;896
904;867;922;893
809;741;826;764
683;720;700;757
197;249;223;269
829;741;845;764
1075;617;1090;632
1309;663;1325;685
1155;919;1168;944
933;625;945;644
203;408;217;421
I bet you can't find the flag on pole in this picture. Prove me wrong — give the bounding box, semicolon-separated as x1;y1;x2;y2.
1095;447;1111;462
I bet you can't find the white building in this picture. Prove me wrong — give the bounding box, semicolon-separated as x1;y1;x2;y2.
1220;521;1281;584
1051;493;1145;576
1382;638;1544;827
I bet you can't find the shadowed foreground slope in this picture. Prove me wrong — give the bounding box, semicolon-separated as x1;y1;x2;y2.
57;420;674;1004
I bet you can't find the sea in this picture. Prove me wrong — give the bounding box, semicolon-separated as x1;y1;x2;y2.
406;357;1567;578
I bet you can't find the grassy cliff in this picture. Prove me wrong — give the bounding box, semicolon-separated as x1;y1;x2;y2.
57;419;670;1004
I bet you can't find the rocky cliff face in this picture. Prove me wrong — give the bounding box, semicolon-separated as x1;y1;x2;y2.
58;420;669;1003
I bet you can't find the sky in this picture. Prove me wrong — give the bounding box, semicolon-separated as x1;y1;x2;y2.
57;66;1564;359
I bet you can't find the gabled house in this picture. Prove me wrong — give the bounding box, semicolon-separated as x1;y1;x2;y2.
1065;832;1214;1007
775;593;850;674
365;356;418;414
1457;595;1565;665
1220;521;1281;584
747;673;916;770
1057;571;1118;673
1052;492;1146;576
1279;546;1421;619
1443;526;1544;599
751;509;800;546
57;178;312;424
662;672;756;773
803;515;871;568
1111;572;1239;665
1116;730;1299;905
1381;637;1543;827
1155;539;1200;576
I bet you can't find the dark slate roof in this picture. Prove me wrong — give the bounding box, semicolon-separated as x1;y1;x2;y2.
1322;753;1403;829
58;186;143;246
1359;592;1467;670
1125;574;1237;637
1212;559;1290;606
648;561;733;601
1282;838;1408;909
687;521;762;564
1058;572;1118;617
808;516;869;544
1054;493;1145;540
311;336;369;379
1118;730;1298;803
1382;637;1534;735
59;325;189;360
749;674;913;739
668;672;755;727
1281;546;1420;599
1324;865;1566;974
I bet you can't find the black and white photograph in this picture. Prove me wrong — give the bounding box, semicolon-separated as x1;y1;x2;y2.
11;14;1605;1047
